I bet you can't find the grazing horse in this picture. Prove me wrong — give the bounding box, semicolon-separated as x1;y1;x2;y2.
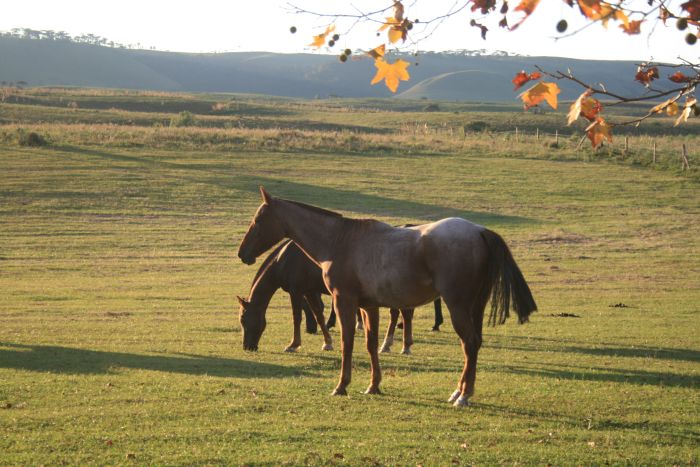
238;239;417;354
236;239;334;352
238;187;536;407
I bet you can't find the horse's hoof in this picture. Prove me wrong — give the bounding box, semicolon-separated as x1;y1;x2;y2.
447;389;461;403
322;343;333;351
364;386;381;395
331;387;347;396
284;346;299;353
453;395;470;407
401;347;411;355
431;327;440;332
379;345;390;353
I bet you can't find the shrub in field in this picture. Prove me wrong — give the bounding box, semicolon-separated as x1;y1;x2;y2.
170;111;196;127
17;129;47;147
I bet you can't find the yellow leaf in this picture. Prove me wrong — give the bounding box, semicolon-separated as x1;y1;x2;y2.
370;58;410;93
309;24;335;49
388;27;404;44
675;98;697;126
568;90;590;125
577;0;602;18
585;118;613;148
567;91;601;124
650;97;675;114
519;81;560;110
665;101;679;116
379;17;398;32
367;44;386;59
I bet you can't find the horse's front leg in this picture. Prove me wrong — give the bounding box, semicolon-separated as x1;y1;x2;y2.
303;293;333;351
400;308;414;355
380;308;400;353
361;307;382;394
332;294;358;396
284;293;304;352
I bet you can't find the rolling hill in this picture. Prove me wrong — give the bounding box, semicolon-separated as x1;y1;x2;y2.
0;36;662;101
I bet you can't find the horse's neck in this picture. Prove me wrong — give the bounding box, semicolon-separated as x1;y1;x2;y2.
274;199;344;264
248;265;280;308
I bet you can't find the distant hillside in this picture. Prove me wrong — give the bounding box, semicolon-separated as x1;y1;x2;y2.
0;36;665;102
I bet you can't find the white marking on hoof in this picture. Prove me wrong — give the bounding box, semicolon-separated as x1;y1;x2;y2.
356;322;364;331
401;347;411;355
448;389;461;403
322;343;333;351
453;395;470;407
379;344;391;353
284;346;299;353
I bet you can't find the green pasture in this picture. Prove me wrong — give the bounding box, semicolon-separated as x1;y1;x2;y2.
0;90;698;465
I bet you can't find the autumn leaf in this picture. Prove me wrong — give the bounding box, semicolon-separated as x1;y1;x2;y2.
367;44;386;60
675;98;697;126
635;66;659;86
681;0;700;20
519;81;560;110
309;24;335;49
665;101;679;116
620;19;642;34
669;71;693;83
577;0;602;18
650;97;677;114
511;0;541;30
470;0;497;14
371;58;410;93
512;70;542;90
567;90;602;125
585;117;612;148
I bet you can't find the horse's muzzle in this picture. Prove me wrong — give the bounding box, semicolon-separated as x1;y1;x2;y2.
238;251;256;265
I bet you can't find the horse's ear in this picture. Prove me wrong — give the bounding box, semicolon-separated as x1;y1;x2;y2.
236;295;248;306
259;186;272;205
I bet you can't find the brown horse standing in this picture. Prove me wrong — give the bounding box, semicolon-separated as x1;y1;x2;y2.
238;187;536;406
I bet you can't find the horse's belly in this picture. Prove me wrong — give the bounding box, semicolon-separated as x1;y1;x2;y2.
359;271;437;309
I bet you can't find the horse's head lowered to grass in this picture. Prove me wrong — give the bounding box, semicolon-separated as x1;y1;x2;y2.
237;295;265;351
237;187;286;265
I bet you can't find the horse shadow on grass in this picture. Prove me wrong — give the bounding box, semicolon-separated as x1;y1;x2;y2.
55;145;534;226
0;342;312;378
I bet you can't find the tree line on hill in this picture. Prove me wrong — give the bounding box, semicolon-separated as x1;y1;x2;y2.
0;28;154;50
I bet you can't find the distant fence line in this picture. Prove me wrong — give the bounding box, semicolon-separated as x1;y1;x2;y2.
397;122;692;170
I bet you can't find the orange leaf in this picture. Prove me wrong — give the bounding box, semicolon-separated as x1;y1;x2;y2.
519;81;560;110
470;0;497;14
669;71;693;83
367;44;386;60
585;118;612;148
620;19;642;34
371;58;410;93
512;70;542;90
388;26;406;44
577;0;602;18
568;90;602;125
309;24;335;49
511;0;541;29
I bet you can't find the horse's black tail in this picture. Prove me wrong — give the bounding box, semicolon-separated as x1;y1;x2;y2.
480;229;537;326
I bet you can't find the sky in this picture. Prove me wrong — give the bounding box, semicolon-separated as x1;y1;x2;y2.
1;0;698;63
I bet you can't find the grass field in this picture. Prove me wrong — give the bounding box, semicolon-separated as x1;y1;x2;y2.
0;89;698;465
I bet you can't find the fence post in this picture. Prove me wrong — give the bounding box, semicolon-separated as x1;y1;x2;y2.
652;140;656;164
536;128;539;142
555;130;559;146
515;127;519;143
681;144;690;170
624;136;629;153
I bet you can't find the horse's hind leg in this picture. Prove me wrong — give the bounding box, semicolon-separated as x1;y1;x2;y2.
361;307;382;394
400;308;414;355
304;293;334;351
380;308;400;353
284;293;304;352
442;294;483;407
